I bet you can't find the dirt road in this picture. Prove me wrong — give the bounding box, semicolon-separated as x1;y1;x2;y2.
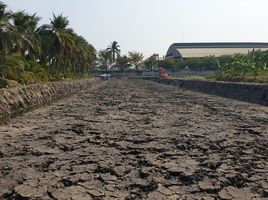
0;79;267;199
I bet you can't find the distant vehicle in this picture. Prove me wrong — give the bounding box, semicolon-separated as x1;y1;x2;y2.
100;73;111;80
159;71;168;79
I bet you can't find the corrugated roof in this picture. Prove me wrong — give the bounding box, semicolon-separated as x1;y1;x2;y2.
166;42;268;58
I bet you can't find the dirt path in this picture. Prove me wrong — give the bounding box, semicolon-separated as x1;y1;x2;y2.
0;79;267;200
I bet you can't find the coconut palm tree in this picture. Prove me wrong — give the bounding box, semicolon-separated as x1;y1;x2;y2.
38;13;76;75
107;41;120;68
0;1;13;56
72;34;96;74
98;49;111;72
50;14;76;74
0;1;14;78
0;1;97;82
23;13;41;61
12;11;41;58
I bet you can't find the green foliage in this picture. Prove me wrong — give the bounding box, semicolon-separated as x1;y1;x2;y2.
106;41;120;68
98;49;111;72
0;54;25;80
157;56;219;71
0;54;49;84
128;51;144;71
247;50;267;77
25;61;48;82
115;55;130;71
218;54;248;78
20;71;36;84
158;57;176;70
217;50;268;80
0;1;96;87
144;54;159;71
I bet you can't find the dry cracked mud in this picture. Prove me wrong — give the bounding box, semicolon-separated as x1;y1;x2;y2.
0;78;267;200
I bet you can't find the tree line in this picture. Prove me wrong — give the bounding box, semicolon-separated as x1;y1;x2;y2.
159;50;268;81
0;1;96;84
96;42;225;72
1;0;266;84
97;41;160;72
98;42;267;79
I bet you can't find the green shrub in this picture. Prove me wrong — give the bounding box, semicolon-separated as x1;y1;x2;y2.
0;54;26;81
25;61;49;82
217;50;268;82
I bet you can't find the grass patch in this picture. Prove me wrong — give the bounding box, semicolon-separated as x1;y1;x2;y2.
169;72;268;83
215;71;268;83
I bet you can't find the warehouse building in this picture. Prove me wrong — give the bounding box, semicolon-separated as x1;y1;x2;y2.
166;42;268;59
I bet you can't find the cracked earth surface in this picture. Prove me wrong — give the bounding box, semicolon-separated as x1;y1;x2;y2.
0;79;267;200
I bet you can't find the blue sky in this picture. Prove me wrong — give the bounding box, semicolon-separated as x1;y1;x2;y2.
3;0;268;57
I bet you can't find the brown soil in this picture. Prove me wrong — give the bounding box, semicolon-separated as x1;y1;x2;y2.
0;79;267;200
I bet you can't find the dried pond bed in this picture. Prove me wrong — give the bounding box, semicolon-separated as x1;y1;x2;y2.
0;79;267;199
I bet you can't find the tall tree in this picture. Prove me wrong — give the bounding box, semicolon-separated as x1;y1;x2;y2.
38;13;75;75
0;1;13;56
98;49;111;72
144;53;159;71
12;11;41;58
0;1;97;83
128;51;144;71
72;34;96;74
116;54;130;71
0;1;13;78
107;41;120;68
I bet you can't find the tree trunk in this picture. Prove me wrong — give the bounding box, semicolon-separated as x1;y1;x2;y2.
0;39;4;56
0;40;5;78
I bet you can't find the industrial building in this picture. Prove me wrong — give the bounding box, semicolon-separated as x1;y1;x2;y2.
166;42;268;59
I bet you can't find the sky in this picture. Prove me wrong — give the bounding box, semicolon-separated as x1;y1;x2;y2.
3;0;268;57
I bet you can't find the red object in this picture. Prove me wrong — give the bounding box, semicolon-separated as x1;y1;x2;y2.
160;71;168;79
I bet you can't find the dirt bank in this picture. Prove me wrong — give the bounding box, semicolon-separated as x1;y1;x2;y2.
144;78;268;106
0;78;101;122
0;79;267;199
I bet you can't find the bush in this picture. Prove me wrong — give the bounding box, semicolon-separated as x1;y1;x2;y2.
0;55;25;81
25;61;49;82
217;50;268;82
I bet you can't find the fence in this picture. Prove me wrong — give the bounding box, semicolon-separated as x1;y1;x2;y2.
92;69;216;78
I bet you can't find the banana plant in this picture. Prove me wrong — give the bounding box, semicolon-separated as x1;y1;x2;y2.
247;50;267;78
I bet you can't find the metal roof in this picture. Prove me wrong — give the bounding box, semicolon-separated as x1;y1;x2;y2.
166;42;268;58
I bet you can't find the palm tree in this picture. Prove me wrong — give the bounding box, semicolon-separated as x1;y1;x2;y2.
50;14;76;74
72;34;96;74
0;1;98;82
38;13;76;75
107;41;120;68
0;1;13;56
12;11;41;58
128;51;144;71
0;1;13;78
98;49;111;72
23;13;41;61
